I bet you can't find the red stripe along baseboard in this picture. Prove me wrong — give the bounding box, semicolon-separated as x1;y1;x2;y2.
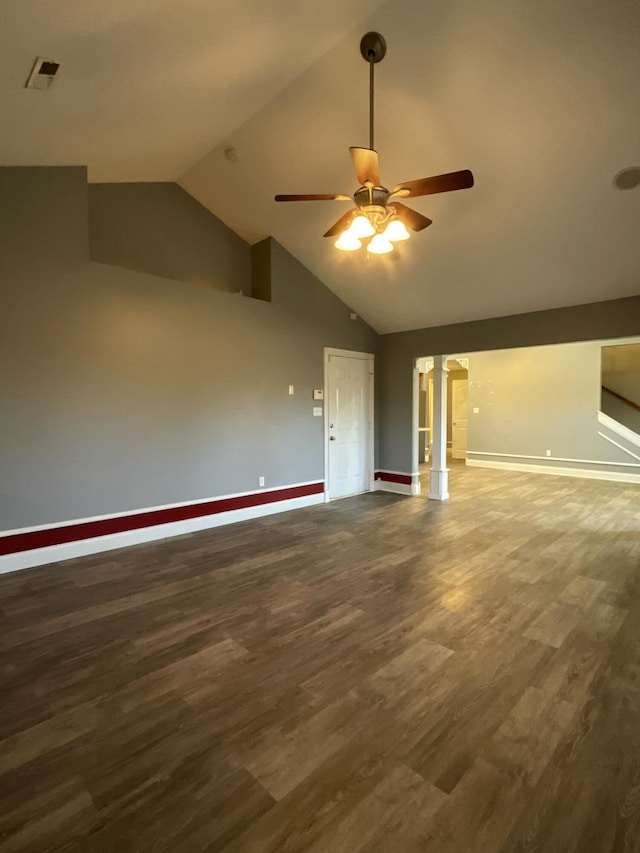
374;471;413;485
0;482;324;557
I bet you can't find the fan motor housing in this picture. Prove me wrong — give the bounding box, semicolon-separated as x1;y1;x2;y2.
354;186;389;208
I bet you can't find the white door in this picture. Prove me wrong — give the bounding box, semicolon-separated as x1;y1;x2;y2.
451;379;468;460
326;351;372;499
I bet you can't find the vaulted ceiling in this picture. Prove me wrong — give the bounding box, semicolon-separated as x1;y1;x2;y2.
2;0;639;333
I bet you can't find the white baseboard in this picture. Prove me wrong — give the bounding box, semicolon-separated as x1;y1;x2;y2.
377;481;413;496
466;458;640;484
0;492;324;575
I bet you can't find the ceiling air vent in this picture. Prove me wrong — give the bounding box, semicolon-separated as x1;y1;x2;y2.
25;57;61;91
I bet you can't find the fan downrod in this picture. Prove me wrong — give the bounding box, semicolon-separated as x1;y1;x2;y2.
359;32;386;64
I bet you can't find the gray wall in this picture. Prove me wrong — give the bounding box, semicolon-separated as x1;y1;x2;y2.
88;182;250;295
0;167;377;531
379;297;640;474
466;343;636;472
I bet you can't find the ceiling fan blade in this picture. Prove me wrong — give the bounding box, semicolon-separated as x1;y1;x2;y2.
393;202;433;232
323;210;355;238
392;169;474;198
274;193;351;202
349;147;380;186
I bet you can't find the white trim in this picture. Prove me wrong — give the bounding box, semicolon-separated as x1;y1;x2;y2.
0;492;325;575
466;450;640;468
377;481;413;496
375;470;421;495
596;335;640;348
411;363;420;495
598;432;640;462
428;467;450;501
597;410;640;450
324;348;375;502
323;347;373;360
466;458;640;484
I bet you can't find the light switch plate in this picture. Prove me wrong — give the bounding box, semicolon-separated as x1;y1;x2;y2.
288;385;294;395
313;407;322;417
473;407;480;413
313;389;324;400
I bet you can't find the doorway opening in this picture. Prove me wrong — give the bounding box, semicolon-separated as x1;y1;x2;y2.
413;336;640;503
417;356;469;463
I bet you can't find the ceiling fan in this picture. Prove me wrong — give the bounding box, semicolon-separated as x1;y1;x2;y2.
274;32;474;255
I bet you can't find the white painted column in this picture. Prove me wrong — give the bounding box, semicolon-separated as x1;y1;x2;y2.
411;363;421;495
429;354;449;501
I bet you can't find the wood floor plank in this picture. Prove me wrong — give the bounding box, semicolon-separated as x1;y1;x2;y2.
482;685;577;786
306;762;448;853
243;689;370;800
522;602;580;648
0;779;96;853
559;575;607;610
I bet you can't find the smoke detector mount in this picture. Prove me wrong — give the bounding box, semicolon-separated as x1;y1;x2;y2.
25;57;61;91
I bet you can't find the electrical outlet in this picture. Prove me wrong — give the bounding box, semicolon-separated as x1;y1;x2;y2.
545;449;551;457
259;476;265;487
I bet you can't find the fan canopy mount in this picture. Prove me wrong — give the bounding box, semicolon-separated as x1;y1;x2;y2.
359;31;387;64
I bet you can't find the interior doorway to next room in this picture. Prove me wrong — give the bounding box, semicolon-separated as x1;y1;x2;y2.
417;357;469;465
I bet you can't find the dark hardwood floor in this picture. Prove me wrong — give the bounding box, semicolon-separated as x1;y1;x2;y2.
1;464;640;851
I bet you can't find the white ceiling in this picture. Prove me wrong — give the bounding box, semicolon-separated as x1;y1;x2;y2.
0;0;385;180
2;0;640;333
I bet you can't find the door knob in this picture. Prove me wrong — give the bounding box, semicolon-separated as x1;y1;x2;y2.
329;436;336;441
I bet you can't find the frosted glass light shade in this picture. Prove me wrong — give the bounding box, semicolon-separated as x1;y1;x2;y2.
349;214;376;238
335;231;362;251
383;218;410;241
367;234;394;254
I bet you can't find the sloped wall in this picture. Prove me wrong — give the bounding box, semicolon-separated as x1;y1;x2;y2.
88;182;250;295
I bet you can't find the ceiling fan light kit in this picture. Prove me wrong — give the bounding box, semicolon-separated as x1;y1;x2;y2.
367;233;394;255
275;32;474;256
349;214;376;238
335;231;362;252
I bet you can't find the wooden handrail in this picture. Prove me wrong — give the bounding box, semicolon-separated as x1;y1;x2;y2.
602;385;640;415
